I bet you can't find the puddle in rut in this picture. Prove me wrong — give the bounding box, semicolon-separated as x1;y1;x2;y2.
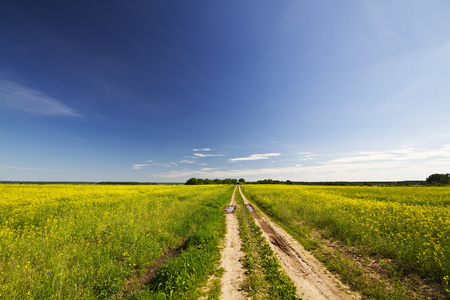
245;204;254;212
224;205;236;213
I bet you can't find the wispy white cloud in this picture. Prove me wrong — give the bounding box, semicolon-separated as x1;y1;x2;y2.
152;163;172;167
193;153;224;158
193;148;211;151
132;164;149;170
328;152;398;164
229;153;280;162
0;165;53;171
327;145;450;164
134;158;185;170
133;161;176;169
298;152;316;160
0;79;80;117
180;160;195;164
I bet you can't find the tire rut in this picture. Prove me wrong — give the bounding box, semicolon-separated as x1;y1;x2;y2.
239;186;360;300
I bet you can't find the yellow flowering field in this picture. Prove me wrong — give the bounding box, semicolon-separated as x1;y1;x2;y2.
0;184;232;299
241;185;450;294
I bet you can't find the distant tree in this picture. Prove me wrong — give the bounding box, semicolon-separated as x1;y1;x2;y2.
285;180;293;185
426;173;450;185
222;178;232;184
185;177;198;185
238;178;245;184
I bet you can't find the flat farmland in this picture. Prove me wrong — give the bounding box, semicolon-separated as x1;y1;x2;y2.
0;184;233;299
241;185;450;298
2;183;450;299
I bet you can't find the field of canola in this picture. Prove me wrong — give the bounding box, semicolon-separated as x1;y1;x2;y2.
0;184;233;299
3;183;450;299
241;185;450;295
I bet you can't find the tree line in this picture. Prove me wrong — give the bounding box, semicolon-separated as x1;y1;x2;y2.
185;178;245;185
254;179;293;184
184;173;449;186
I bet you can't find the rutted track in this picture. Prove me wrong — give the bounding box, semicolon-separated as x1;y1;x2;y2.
219;186;246;299
239;186;359;300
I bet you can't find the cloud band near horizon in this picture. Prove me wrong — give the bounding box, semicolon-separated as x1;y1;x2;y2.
229;153;281;162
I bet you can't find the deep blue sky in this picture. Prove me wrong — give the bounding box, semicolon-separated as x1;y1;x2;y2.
1;0;450;182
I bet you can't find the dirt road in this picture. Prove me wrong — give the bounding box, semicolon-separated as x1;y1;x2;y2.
219;186;246;300
238;186;359;300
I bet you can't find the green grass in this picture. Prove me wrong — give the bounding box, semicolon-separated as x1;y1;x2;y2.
233;188;300;300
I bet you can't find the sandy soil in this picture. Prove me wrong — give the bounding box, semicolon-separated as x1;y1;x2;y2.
239;186;360;300
219;186;246;300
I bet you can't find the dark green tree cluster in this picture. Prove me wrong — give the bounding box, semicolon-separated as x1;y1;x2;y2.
255;179;292;184
426;173;450;185
185;178;239;185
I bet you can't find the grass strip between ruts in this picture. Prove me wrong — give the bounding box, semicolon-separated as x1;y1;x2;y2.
234;188;300;300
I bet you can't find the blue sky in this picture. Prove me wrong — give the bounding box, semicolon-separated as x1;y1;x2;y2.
1;0;450;182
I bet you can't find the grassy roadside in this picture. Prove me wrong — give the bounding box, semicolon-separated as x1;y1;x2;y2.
234;188;300;300
129;186;233;300
241;185;449;300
